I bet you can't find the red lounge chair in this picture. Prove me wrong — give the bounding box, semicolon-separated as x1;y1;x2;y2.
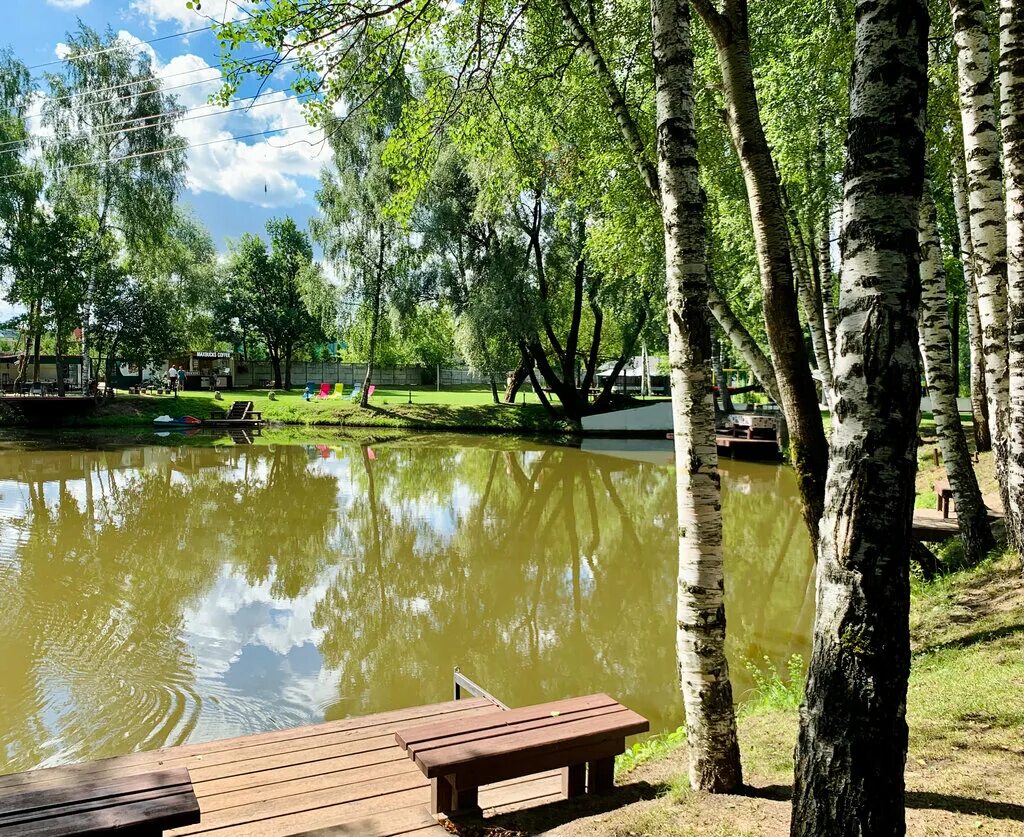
316;383;330;399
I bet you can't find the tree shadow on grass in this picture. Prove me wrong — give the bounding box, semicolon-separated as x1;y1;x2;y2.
914;622;1024;656
744;784;1024;822
450;779;669;835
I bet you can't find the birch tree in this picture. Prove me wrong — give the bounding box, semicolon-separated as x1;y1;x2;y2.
792;0;928;832
919;184;995;563
652;0;741;791
999;0;1024;560
951;163;993;451
690;0;829;542
950;0;1012;512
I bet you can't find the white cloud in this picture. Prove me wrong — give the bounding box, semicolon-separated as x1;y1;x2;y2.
130;0;245;30
46;0;91;9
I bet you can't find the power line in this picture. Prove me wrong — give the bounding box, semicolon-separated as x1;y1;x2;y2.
26;26;214;71
0;89;317;156
0;123;324;182
36;51;280;105
27;55;300;117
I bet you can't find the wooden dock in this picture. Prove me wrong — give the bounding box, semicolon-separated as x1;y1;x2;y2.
913;505;1004;542
715;435;781;461
0;698;563;836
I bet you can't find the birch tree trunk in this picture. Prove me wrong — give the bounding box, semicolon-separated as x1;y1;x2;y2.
951;0;1012;511
951;163;992;451
791;1;928;832
714;340;734;413
919;184;995;563
706;280;781;403
817;207;838;363
691;0;829;547
652;0;741;792
794;233;835;410
999;0;1024;560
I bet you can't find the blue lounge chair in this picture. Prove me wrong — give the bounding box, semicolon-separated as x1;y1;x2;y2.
303;381;318;401
349;384;362;402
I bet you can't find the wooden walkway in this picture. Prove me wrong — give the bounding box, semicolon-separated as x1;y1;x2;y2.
0;699;564;836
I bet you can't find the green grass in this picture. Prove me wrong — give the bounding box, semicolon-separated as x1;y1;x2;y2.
11;385;577;435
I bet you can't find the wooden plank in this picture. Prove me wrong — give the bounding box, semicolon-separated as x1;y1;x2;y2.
0;768;192;821
172;784;432;837
171;768;428;834
197;756;419;814
1;789;201;837
193;744;407;798
396;694;617;750
404;703;628;758
413;710;646;776
447;738;625;789
299;805;442;836
0;700;494;792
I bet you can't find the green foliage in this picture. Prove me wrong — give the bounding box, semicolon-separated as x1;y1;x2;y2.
616;726;687;775
739;654;806;716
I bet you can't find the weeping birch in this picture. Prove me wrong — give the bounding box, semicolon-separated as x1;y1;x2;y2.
950;0;1011;510
999;0;1024;559
792;0;928;832
951;163;992;452
919;184;995;563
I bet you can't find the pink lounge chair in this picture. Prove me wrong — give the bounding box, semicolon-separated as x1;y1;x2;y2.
366;385;376;400
316;383;330;399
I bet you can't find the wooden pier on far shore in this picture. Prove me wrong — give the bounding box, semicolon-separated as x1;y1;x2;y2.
0;698;565;836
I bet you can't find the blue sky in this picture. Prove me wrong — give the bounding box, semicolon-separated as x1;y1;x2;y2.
7;0;325;271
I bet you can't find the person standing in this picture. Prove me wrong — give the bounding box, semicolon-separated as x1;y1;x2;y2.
177;366;187;394
168;365;178;398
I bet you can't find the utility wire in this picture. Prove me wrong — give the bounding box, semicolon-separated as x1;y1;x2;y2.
0;123;323;182
28;55;300;116
26;26;214;71
0;89;317;155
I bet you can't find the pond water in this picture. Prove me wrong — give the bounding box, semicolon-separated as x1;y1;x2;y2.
0;431;813;772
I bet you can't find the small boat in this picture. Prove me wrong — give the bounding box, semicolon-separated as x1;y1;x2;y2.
153;415;203;427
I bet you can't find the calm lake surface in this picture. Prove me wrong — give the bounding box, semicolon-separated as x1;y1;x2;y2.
0;431;813;772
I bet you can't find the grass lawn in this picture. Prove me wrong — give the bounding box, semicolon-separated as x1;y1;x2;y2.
60;385;576;435
476;550;1024;836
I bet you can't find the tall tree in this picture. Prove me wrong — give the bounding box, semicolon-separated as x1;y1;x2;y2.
224;219;327;389
652;0;742;791
999;0;1024;561
792;0;928;833
919;184;995;563
42;25;185;384
690;0;830;544
951;163;993;452
949;0;1012;514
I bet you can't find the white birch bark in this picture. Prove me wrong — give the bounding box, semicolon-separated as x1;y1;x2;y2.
817;208;838;364
652;0;741;792
692;0;829;546
951;0;1012;508
792;0;928;832
951;162;993;452
793;234;836;411
919;184;995;562
998;0;1024;559
706;280;781;403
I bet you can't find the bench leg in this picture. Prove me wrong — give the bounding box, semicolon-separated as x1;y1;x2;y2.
562;762;586;798
588;756;615;795
430;776;480;817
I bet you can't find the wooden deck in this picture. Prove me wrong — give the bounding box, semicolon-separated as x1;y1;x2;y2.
913;505;1004;542
0;699;564;836
715;435;781;461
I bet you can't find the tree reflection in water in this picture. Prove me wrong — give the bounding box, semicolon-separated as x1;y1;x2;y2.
0;435;812;771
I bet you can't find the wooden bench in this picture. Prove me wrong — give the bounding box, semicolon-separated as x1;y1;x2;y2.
395;693;648;818
0;765;200;836
935;479;954;519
